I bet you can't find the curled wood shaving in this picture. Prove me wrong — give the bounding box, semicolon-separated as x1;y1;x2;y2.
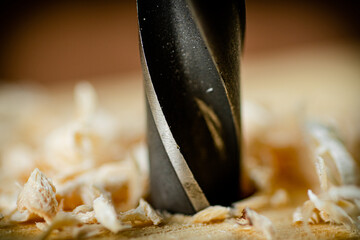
17;169;58;223
72;204;93;214
55;158;143;212
319;209;331;223
293;189;360;230
192;206;230;223
35;222;48;231
72;205;97;224
308;190;357;230
237;208;276;240
307;123;360;190
292;207;303;224
39;212;79;240
93;194;127;233
327;186;360;202
294;206;330;225
10;209;40;222
293;124;360;231
120;198;163;226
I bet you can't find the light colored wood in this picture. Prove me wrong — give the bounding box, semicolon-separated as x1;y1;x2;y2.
1;42;359;239
0;207;358;239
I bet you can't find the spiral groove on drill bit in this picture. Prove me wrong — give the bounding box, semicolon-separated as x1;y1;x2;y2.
138;0;245;214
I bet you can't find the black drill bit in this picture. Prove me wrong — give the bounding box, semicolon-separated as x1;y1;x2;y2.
137;0;245;214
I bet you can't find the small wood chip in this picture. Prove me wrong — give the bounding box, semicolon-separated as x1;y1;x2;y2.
192;206;230;223
238;208;276;240
17;169;58;223
120;198;163;226
93;195;127;233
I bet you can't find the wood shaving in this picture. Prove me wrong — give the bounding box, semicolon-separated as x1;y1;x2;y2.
120;198;163;226
307;123;360;190
308;190;357;230
192;206;230;223
238;207;276;240
0;83;359;239
292;207;303;224
55;156;145;212
319;210;331;223
327;186;360;202
292;124;360;231
38;212;79;240
10;209;40;222
293;204;331;225
72;205;97;224
35;222;48;231
17;169;58;223
93;194;127;233
0;83;148;235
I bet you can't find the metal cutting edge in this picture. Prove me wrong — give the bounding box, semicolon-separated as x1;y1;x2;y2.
137;0;246;214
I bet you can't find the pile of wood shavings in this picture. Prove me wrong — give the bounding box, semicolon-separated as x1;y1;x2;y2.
0;82;359;239
242;102;360;235
292;123;360;231
0;82;156;238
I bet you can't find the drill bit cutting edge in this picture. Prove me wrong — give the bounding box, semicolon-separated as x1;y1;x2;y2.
138;0;246;214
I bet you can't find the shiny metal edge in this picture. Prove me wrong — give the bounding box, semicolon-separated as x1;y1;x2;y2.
140;46;210;212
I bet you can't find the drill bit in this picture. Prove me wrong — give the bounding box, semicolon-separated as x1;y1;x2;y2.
137;0;245;214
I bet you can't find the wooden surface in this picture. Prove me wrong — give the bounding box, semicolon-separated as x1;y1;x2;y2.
0;207;358;240
0;43;359;239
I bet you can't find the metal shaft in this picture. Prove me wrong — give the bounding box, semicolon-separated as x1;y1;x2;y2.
138;0;245;214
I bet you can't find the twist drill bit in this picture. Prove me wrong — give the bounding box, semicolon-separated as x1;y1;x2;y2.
137;0;246;214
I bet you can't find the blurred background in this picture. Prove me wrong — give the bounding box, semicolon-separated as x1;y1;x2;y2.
0;0;358;84
0;0;359;158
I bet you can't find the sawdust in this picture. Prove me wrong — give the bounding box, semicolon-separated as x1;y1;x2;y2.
192;206;230;223
0;82;359;239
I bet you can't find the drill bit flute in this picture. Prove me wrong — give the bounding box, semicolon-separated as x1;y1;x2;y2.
137;0;245;214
